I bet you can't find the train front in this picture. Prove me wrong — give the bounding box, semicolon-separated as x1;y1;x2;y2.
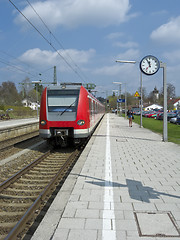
39;85;89;147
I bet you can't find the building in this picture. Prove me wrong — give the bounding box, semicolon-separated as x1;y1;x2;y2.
144;104;163;111
168;98;180;110
153;86;159;103
22;99;40;110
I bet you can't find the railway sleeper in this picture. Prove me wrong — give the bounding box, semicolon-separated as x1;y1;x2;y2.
0;193;38;200
28;169;59;174
0;206;31;212
2;188;42;194
0;211;26;221
0;221;18;230
20;174;55;179
17;178;49;184
12;183;47;189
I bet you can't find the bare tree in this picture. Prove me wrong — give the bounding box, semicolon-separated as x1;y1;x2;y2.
160;83;176;99
0;81;21;106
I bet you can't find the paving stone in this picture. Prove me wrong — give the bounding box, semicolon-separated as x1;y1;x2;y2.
58;218;85;229
68;229;97;240
31;114;180;240
85;218;111;230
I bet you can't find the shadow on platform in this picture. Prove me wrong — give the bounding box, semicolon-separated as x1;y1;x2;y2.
72;174;180;203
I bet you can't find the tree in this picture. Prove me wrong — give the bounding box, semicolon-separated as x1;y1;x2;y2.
160;83;176;99
138;87;147;101
167;83;176;99
108;95;117;109
0;81;22;106
19;77;33;98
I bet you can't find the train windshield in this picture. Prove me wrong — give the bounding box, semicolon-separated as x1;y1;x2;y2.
47;89;79;112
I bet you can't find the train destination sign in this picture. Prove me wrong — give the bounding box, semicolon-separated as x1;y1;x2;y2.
117;99;125;103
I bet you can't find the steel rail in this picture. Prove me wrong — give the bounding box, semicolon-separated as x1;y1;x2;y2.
0;151;50;192
4;149;79;240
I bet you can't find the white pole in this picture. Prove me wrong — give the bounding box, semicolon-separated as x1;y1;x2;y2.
160;62;168;141
140;71;143;128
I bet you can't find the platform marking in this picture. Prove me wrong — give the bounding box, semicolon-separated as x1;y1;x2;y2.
102;114;116;240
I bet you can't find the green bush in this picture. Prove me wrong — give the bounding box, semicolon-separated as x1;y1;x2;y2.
3;105;37;119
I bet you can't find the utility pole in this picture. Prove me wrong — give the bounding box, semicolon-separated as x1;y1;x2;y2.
54;66;57;85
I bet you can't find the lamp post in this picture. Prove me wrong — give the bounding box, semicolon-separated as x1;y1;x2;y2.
113;82;122;116
160;62;168;142
32;80;41;119
112;90;118;113
115;60;142;125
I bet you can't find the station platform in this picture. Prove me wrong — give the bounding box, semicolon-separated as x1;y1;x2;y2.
31;113;180;240
0;118;39;141
0;118;38;130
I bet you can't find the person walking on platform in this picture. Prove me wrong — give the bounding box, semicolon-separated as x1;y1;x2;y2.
127;108;133;127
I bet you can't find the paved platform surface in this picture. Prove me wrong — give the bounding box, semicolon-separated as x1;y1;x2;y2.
0;118;38;130
31;113;180;240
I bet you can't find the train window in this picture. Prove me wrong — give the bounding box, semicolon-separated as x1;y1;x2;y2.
47;90;79;112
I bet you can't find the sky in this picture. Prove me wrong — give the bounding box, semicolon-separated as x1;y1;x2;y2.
0;0;180;99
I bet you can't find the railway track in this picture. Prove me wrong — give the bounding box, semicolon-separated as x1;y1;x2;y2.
0;130;39;151
0;148;81;240
0;131;41;161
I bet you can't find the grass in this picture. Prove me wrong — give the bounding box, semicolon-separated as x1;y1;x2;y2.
0;105;37;119
132;115;180;145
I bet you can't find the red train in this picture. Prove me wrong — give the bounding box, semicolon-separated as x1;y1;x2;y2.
39;83;105;147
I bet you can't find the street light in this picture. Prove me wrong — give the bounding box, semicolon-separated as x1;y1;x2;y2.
116;60;136;64
115;60;142;125
116;58;168;142
112;90;118;113
32;80;41;119
113;82;123;116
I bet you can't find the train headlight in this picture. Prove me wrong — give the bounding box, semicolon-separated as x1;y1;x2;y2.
40;120;47;126
77;120;85;126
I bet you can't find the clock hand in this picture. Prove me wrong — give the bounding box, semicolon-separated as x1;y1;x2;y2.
147;59;151;67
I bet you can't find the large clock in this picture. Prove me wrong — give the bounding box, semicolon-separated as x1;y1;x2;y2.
140;55;160;75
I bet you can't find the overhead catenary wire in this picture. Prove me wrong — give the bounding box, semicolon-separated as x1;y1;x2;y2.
25;0;91;84
0;53;54;84
0;57;35;77
9;0;89;84
0;50;45;78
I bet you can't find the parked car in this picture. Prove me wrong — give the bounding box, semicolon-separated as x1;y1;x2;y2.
144;111;154;117
170;116;178;124
146;111;157;118
133;110;141;115
151;113;159;118
167;112;177;121
156;112;177;121
156;112;163;120
176;114;180;125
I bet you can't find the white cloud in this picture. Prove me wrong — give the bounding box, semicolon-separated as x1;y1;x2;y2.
151;10;168;16
19;48;95;71
94;64;120;75
151;16;180;44
94;49;139;76
15;0;132;28
114;41;138;48
116;48;140;60
106;32;124;40
163;49;180;63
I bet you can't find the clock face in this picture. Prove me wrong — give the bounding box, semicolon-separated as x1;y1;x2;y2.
140;55;160;75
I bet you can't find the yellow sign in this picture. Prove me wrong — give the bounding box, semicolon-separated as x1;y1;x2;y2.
134;91;140;97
